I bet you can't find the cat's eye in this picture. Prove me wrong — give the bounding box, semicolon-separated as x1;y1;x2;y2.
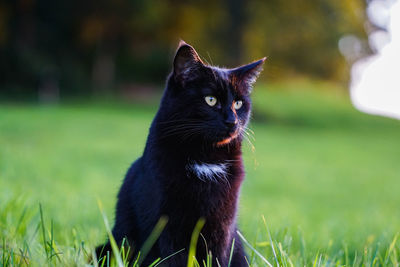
205;96;217;107
234;100;243;110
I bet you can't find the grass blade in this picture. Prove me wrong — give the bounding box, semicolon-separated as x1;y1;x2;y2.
139;216;168;265
236;230;273;267
228;238;235;267
39;204;49;261
97;199;124;267
187;218;206;267
262;215;279;267
154;248;185;267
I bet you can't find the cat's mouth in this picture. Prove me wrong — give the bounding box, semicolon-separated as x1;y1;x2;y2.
215;129;240;147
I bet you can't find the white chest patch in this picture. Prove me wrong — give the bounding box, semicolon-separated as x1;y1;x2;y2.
187;161;229;182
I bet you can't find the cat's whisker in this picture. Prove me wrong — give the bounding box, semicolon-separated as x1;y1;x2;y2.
158;124;204;138
244;131;255;142
161;131;200;141
158;119;203;124
181;129;202;143
244;127;255;135
243;125;254;132
161;127;201;136
160;123;203;130
243;126;252;134
238;126;255;151
243;126;256;141
242;134;256;152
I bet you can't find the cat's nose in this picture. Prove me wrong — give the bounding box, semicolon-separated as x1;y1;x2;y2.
224;113;238;128
224;118;237;127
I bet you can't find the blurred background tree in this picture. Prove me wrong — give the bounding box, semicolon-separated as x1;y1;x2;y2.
0;0;370;100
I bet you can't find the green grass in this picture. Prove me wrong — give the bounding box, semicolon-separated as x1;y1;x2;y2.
1;79;400;266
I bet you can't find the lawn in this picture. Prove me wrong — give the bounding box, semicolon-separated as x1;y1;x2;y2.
1;79;400;266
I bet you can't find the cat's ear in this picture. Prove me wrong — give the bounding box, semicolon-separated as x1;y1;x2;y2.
230;57;266;93
173;40;204;85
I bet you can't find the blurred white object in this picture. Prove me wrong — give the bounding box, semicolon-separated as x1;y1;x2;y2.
351;0;400;120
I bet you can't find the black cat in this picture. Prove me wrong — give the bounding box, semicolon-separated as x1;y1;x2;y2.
96;41;265;266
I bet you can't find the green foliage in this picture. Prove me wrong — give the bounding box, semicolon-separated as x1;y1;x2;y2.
1;80;400;266
245;1;368;81
0;0;369;98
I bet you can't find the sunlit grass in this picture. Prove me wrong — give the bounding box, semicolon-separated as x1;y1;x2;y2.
1;79;400;266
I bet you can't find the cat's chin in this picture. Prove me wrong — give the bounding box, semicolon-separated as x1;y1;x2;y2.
215;130;240;147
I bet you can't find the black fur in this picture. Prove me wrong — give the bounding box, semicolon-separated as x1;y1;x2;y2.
96;41;265;266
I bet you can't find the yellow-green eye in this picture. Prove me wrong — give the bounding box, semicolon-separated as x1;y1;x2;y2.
205;96;217;106
234;100;243;110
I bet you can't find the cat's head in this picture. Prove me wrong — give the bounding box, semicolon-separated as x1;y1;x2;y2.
159;41;265;148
